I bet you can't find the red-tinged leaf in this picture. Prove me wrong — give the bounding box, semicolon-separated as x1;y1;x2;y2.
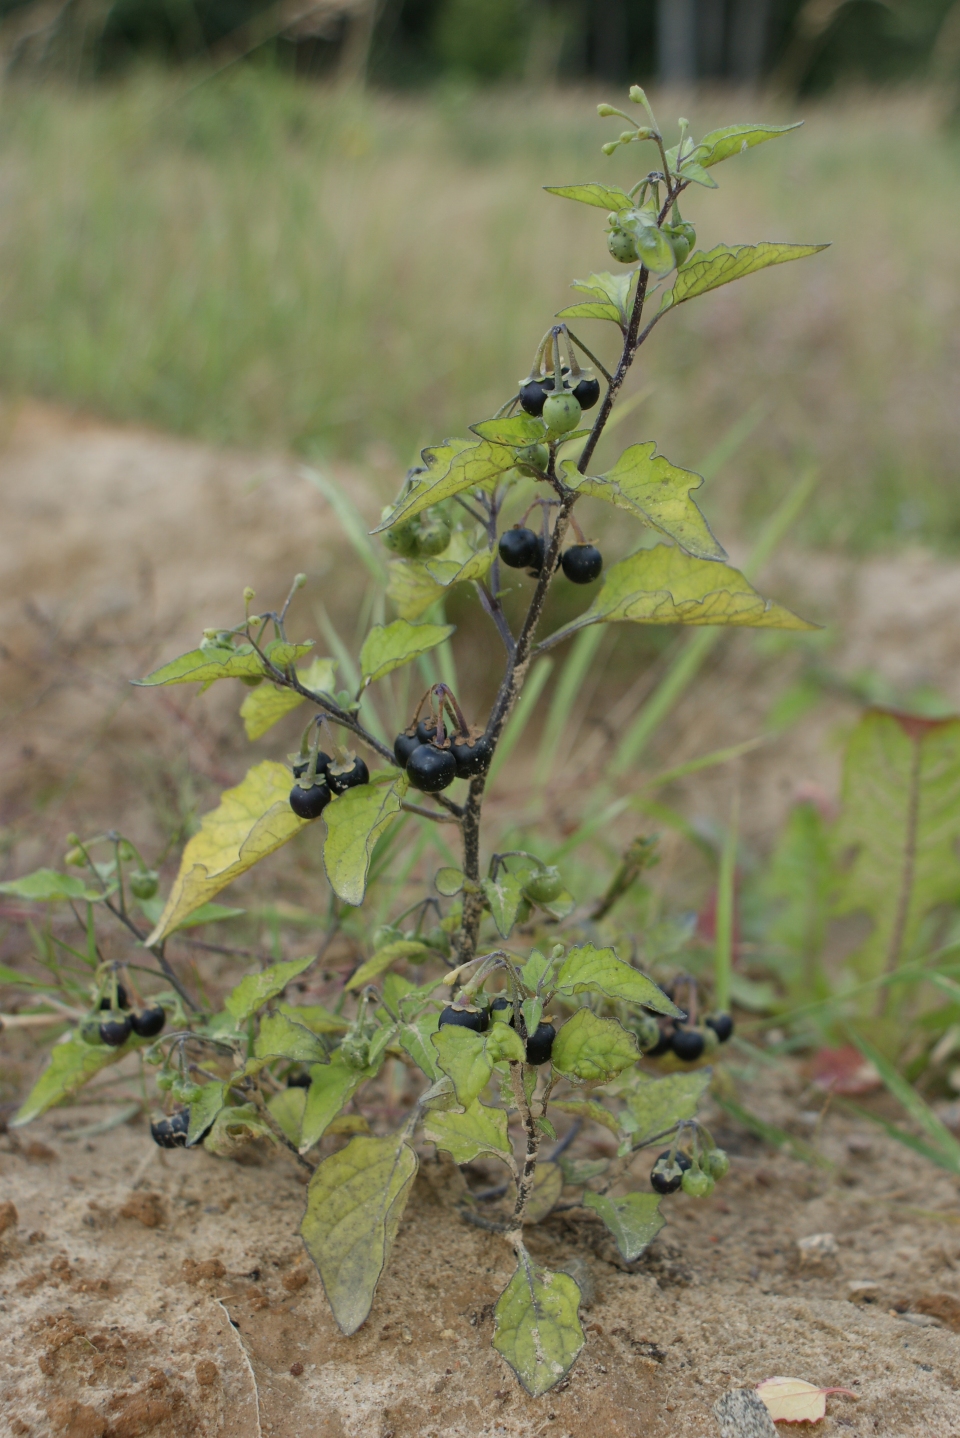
807;1045;880;1096
756;1376;857;1424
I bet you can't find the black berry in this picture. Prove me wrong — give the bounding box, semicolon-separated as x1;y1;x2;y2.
650;1148;691;1194
490;996;513;1018
519;376;553;416
327;756;369;795
645;1026;674;1057
394;731;419;767
289;781;332;819
561;544;603;584
293;751;331;780
415;719;438;744
705;1012;734;1043
572;376;601;410
150;1110;190;1148
499;527;544;572
407;744;457;793
99;1014;132;1047
286;1071;312;1088
525;1021;556;1065
130;1006;166;1039
99;983;129;1011
450;733;493;779
438;1004;489;1034
671;1027;706;1062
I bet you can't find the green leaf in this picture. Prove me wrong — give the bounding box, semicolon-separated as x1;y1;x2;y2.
523;1161;564;1223
554;944;682;1015
345;940;429;991
203;1101;275;1156
300;1132;419;1335
424;1099;512;1165
488;1023;527;1066
847;1028;960;1172
541;544;815;651
13;1032;137;1124
482;868;531;938
620;1069;711;1147
374;438;517;534
135;639;313;688
435;866;464;897
0;869;103;903
323;773;405;907
240;657;337;741
397;1011;441;1079
300;1053;378;1151
676;158;717;188
187;1081;226;1146
544;182;634;210
583;1191;664;1262
757;799;832;1005
386;533;495;622
562;443;724;561
558;271;635;328
625;216;676;275
225;954;316;1023
254;1011;329;1064
277;1000;350;1034
145;761;310;945
551;1011;639;1083
520;949;554;992
135;896;245;931
552;1097;622;1135
492;1247;584;1396
555;301;621;323
268;1085;307;1145
431;1023;525;1107
660;242;828;314
832;713;960;989
359;620;455;687
471;416;546;445
695;121;803;169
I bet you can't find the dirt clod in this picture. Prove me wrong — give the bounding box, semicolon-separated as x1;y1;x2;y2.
181;1258;225;1284
118;1194;166;1229
194;1360;218;1387
46;1400;107;1438
0;1201;18;1234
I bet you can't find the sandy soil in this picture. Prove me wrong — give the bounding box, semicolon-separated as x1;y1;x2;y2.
5;402;960;1437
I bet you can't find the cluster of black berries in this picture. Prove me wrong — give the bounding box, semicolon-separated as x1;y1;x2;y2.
150;1110;190;1148
649;1143;729;1196
498;526;603;586
438;997;556;1066
519;366;601;419
394;688;492;794
96;982;166;1047
289;747;369;819
645;1009;734;1062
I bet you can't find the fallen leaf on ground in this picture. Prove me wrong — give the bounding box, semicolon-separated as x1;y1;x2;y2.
756;1376;857;1423
806;1044;880;1094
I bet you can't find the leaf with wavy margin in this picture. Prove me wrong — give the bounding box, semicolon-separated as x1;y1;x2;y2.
492;1247;584;1396
240;657;337;740
322;772;405;907
563;443;724;560
660;242;828;314
135;639;313;688
583;1191;664;1261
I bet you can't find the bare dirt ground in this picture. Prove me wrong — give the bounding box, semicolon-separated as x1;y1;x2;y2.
4;402;960;1437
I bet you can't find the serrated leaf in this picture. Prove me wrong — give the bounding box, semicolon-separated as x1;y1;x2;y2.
240;656;337;740
695;121;803;169
12;1032;137;1125
374;439;517;534
563;442;724;561
544;182;634;210
224;954;316;1023
254;1010;329;1064
583;1191;664;1261
300;1054;378;1152
398;1011;441;1078
523;1161;564;1223
471;416;546;445
424;1098;512;1164
552;1097;622;1135
541;544;814;651
187;1081;226;1146
359;620;455;687
135;639;313;688
660;242;828;314
300;1132;418;1335
145;761;309;945
322;773;404;907
0;869;103;903
832;712;960;988
492;1248;584;1396
554;944;680;1014
621;1069;712;1146
483;868;531;938
268;1085;306;1145
345;940;429;992
551;1011;639;1083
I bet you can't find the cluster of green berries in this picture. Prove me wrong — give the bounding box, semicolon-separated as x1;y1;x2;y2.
650;1143;729;1197
438;997;556;1065
289;748;369;819
81;981;166;1048
381;506;452;561
606;206;696;271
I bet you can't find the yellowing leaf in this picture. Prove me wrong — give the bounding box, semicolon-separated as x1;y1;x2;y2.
523;1161;564;1223
551;1011;639;1083
322;773;404;907
13;1032;137;1125
268;1085;307;1145
424;1099;512;1165
240;656;337;740
492;1247;584;1396
345;940;429;991
554;945;681;1014
541;544;814;652
145;762;309;945
756;1377;856;1424
254;1010;329;1063
583;1191;664;1261
660;242;828;313
374;438;517;533
135;639;313;687
359;620;455;686
563;443;724;561
386;536;495;621
544;182;634;210
300;1132;418;1334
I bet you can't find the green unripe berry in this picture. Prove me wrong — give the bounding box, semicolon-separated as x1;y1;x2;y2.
417;512;452;557
542;393;581;435
340;1034;372;1070
630;1011;663;1052
703;1147;730;1180
607;228;640;264
681;1167;715;1198
382;520;421;558
65;846;86;867
240;674;264;687
173;1080;203;1104
515;442;549;472
523;866;564;904
665;220;696;268
79;1017;105;1046
143;1045;165;1066
156;1071;176;1092
130;870;159;901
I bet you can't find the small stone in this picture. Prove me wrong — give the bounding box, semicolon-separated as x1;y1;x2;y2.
796;1232;837;1261
282;1267;309;1292
195;1359;218;1387
289;1362;304;1376
713;1388;778;1438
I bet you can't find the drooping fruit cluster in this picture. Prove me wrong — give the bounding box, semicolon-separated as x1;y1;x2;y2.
394;685;492;794
650;1141;728;1197
499;523;602;586
638;975;734;1064
442;993;557;1065
90;977;166;1047
289;740;369;818
606;201;695;275
381;504;452;560
519;365;601;420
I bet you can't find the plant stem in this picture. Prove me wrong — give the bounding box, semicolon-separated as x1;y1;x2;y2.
508;1060;540;1227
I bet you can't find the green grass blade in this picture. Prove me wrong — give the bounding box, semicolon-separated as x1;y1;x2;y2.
847;1028;960;1171
713;1094;833;1168
714;791;739;1012
535;628;604;786
697;401;766;482
301;465;388;585
487;658;554;787
838;1100;956;1170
